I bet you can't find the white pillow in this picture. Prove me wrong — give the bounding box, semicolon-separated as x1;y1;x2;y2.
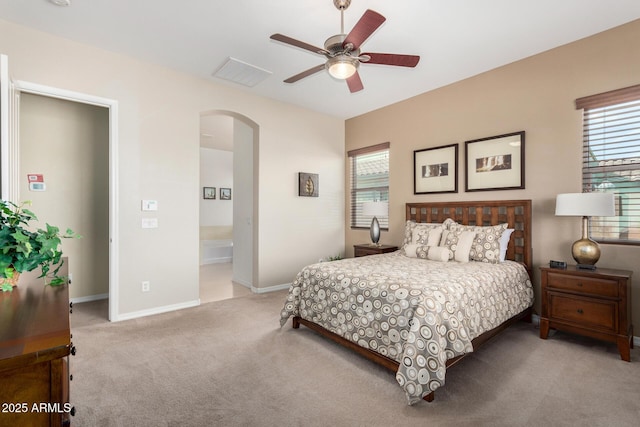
453;230;476;263
404;243;420;257
424;246;452;262
404;244;451;262
499;228;515;262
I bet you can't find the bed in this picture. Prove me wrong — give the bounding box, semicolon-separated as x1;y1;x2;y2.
280;200;534;404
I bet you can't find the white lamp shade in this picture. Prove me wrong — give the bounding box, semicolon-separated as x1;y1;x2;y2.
555;192;615;217
362;201;388;217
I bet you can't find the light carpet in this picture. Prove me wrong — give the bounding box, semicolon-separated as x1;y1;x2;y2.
69;290;640;426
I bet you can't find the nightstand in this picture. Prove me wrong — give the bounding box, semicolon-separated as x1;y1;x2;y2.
353;244;398;257
539;264;633;361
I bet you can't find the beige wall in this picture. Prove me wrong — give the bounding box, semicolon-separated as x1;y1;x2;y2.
19;93;109;299
1;19;345;319
345;19;640;326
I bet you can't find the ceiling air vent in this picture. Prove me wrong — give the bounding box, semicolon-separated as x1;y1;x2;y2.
213;57;272;87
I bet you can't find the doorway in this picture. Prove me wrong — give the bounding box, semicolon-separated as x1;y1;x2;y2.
12;80;119;321
19;92;109;305
199;110;258;299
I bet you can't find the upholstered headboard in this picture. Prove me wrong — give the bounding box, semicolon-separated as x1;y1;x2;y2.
406;200;532;274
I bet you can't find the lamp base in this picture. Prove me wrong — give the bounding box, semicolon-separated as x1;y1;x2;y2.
571;237;601;266
369;216;381;246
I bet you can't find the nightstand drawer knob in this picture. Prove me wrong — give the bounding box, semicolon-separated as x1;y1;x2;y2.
577;308;584;314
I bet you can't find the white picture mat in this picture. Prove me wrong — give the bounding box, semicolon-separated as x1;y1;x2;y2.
466;133;522;191
414;145;457;193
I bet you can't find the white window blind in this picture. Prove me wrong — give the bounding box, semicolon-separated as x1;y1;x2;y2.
576;84;640;244
348;142;390;229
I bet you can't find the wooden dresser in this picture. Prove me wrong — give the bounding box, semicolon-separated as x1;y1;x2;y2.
539;264;633;361
0;261;74;426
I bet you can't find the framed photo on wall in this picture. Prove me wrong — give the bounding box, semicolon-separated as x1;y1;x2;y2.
413;143;458;194
220;188;232;200
203;187;216;199
465;131;525;192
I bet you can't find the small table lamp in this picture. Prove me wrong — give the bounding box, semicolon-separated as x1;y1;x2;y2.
555;192;615;268
362;201;388;246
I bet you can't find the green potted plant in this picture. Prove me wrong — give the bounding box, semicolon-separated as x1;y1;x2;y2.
0;200;79;292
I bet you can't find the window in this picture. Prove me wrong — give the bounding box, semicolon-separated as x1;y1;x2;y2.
348;142;390;230
576;84;640;244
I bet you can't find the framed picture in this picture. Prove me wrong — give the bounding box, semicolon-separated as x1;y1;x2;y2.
465;131;525;192
413;143;458;194
220;188;232;200
298;172;319;197
203;187;216;199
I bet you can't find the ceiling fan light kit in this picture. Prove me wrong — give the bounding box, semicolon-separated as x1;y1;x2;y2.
270;0;420;93
326;55;358;80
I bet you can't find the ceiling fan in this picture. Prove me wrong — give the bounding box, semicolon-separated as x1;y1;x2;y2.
270;0;420;93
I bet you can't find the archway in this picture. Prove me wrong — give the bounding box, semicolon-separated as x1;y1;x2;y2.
199;110;258;292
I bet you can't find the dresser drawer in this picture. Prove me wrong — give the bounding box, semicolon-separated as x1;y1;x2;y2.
547;272;618;298
549;294;617;332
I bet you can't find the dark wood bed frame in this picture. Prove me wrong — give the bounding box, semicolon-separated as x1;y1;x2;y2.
292;199;533;402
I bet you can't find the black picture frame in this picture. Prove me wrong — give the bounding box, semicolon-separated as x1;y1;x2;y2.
465;131;525;192
220;188;232;200
413;143;458;194
203;187;216;199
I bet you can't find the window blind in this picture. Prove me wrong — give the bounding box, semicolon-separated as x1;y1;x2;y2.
576;85;640;244
348;142;390;230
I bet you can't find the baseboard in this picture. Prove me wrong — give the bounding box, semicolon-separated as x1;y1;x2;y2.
70;293;109;304
200;257;232;265
251;282;291;294
112;299;200;322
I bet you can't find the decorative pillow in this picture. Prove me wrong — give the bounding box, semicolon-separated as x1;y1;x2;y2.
499;228;515;262
445;221;508;264
404;244;451;262
453;230;476;262
412;226;443;247
401;221;443;249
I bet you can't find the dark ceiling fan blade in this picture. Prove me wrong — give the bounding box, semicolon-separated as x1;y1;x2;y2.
362;53;420;67
283;64;326;83
346;71;364;93
270;33;327;55
343;9;386;50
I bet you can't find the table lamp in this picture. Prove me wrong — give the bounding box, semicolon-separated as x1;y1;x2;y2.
555;192;615;268
362;201;388;246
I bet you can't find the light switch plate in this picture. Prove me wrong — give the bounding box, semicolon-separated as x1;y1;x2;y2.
141;200;158;211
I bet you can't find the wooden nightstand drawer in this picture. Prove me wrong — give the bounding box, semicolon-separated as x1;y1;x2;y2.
547;272;619;298
353;244;398;257
549;294;617;332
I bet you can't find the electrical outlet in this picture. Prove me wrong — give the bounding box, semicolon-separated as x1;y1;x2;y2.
141;281;150;292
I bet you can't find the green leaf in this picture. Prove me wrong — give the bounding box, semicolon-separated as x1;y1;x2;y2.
47;276;66;287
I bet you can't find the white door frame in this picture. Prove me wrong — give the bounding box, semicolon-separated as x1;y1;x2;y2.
14;80;120;321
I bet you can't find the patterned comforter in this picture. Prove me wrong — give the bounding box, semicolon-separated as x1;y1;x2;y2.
280;251;534;405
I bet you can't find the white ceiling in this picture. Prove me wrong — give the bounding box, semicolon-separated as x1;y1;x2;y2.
2;0;640;121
